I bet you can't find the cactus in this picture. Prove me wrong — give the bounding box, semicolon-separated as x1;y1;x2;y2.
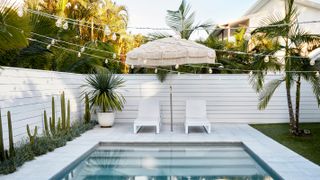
60;92;66;130
43;110;50;136
57;118;61;131
49;97;56;135
7;111;15;157
67;100;70;130
26;124;37;145
84;93;91;124
0;109;4;161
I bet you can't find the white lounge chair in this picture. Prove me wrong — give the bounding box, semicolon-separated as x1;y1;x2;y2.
133;99;161;134
185;100;211;134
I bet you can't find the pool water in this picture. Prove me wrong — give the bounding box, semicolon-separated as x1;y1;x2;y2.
52;143;281;180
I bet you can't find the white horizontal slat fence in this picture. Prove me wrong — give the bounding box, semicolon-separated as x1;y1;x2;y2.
0;67;85;146
0;67;319;145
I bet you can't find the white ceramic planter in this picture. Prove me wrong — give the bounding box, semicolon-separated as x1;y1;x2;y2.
97;112;115;127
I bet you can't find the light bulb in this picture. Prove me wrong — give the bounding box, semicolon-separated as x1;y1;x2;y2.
310;59;316;66
55;18;63;27
264;56;270;63
316;71;320;77
112;33;117;41
244;33;251;41
131;64;134;69
208;68;213;74
66;2;71;8
105;59;108;64
80;47;85;53
249;71;253;76
77;52;81;57
175;64;179;69
113;53;116;59
17;7;24;17
154;68;158;74
74;4;78;10
104;25;111;35
46;44;51;49
63;22;68;30
51;39;55;45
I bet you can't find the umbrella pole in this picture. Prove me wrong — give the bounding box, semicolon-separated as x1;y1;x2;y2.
170;85;173;132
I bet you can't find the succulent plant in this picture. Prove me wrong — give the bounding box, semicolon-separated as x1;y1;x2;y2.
26;125;37;145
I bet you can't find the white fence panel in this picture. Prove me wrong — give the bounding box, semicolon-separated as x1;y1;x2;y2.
0;67;319;144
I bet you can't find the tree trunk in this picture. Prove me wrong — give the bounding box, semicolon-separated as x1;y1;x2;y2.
91;18;94;42
285;76;295;132
294;75;301;135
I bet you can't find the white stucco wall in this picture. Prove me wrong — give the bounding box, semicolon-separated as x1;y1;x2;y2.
247;0;320;34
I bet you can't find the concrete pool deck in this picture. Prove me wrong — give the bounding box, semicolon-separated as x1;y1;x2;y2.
2;123;320;180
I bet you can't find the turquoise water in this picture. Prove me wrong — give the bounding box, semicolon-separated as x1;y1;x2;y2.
52;143;280;180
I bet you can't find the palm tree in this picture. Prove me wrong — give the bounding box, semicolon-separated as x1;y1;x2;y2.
149;0;212;40
250;0;320;135
0;1;31;53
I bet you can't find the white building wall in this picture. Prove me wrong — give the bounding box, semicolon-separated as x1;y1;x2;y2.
0;67;319;145
247;0;320;34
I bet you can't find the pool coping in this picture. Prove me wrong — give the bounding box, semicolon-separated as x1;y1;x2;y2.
1;123;320;180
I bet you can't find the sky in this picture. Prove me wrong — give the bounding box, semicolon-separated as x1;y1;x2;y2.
114;0;257;36
114;0;320;38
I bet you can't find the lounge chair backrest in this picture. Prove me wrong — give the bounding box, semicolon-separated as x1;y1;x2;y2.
138;99;160;118
186;100;207;118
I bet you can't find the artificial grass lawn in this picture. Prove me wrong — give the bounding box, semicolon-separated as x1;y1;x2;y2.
251;123;320;166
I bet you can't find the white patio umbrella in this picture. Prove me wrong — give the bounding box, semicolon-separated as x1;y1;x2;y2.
126;37;216;131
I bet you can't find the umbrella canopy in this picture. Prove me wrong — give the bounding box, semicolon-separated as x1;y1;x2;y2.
126;37;216;67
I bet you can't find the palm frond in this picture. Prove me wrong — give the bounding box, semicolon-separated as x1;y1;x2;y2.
258;78;285;110
147;32;172;41
0;1;31;53
84;69;126;112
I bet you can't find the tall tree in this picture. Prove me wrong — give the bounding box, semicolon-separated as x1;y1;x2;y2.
149;0;212;40
250;0;320;135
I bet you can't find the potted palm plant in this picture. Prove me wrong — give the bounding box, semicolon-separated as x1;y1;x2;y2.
84;69;126;127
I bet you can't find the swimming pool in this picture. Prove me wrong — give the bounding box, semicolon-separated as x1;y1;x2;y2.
51;142;282;180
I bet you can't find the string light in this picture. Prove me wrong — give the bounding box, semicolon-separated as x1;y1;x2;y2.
55;18;63;28
143;60;147;64
77;52;81;57
112;33;117;41
264;56;270;63
66;2;72;8
310;60;316;66
63;22;68;30
208;68;213;74
51;39;55;45
175;64;179;69
105;59;108;64
25;9;320;32
178;72;181;75
80;46;85;53
8;24;320;76
244;33;251;41
17;7;24;17
154;68;158;74
249;71;253;76
74;4;78;10
316;71;320;77
104;25;111;35
113;53;117;59
131;65;134;69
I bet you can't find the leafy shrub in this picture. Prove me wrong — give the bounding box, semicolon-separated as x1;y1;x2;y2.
0;121;96;175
